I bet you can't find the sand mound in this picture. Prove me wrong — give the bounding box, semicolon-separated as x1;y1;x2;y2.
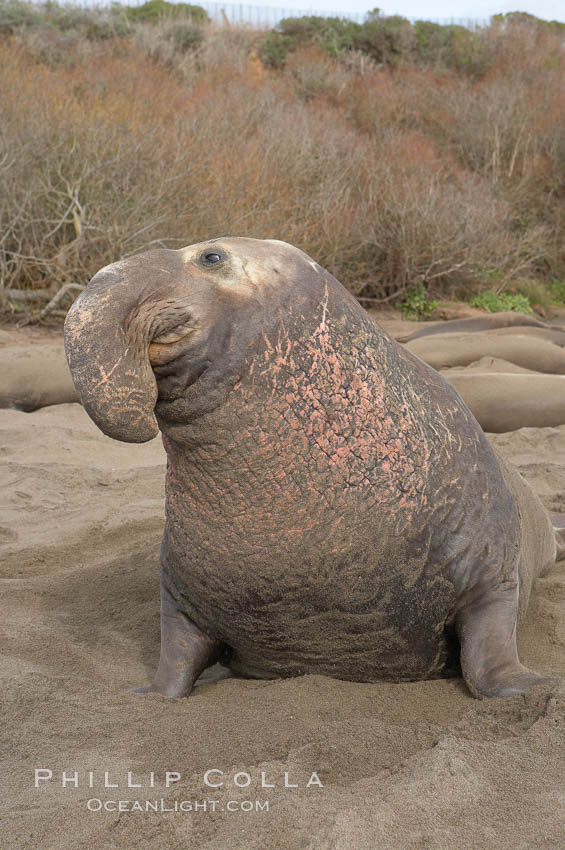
3;396;565;847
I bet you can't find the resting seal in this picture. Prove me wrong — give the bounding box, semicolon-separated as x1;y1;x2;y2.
480;326;565;347
64;238;563;699
443;366;565;432
0;345;79;411
405;332;565;374
400;312;555;343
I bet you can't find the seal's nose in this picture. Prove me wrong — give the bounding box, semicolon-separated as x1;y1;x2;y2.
64;267;160;444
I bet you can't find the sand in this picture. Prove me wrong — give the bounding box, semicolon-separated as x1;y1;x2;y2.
3;323;565;850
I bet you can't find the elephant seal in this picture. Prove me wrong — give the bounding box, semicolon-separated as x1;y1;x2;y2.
444;356;538;375
400;312;554;343
405;332;565;374
0;344;79;411
444;371;565;432
480;326;565;347
64;238;563;699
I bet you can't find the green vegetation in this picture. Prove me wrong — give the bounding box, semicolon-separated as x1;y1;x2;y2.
124;0;208;25
402;283;438;320
258;10;500;76
164;20;204;51
491;11;565;33
468;291;534;315
511;279;553;313
549;280;565;305
0;0;208;40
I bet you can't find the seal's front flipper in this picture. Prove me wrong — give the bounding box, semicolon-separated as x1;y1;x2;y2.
135;581;219;699
456;584;553;698
551;513;565;562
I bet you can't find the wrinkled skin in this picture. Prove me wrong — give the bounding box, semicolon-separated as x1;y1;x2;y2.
64;238;562;699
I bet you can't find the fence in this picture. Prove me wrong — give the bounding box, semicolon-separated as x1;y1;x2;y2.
199;3;364;26
199;5;489;28
72;0;490;29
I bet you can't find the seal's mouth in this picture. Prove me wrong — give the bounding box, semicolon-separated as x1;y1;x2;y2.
148;328;198;367
153;356;212;405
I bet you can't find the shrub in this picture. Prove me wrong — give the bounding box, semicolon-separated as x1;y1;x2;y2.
447;27;494;78
43;4;94;32
469;291;534;314
125;0;209;25
0;0;41;33
492;11;565;34
86;15;132;41
402;282;438;319
0;1;133;41
17;26;96;67
413;20;450;58
550;280;565;304
286;46;350;101
257;14;494;78
352;14;413;66
413;21;494;78
511;278;552;312
258;31;291;69
258;15;360;67
277;15;359;56
165;22;203;52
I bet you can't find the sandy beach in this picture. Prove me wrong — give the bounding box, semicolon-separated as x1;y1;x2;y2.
2;319;565;849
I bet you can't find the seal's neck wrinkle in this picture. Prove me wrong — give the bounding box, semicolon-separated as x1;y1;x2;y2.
162;284;442;549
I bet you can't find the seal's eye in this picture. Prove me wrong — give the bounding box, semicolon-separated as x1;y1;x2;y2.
201;252;223;265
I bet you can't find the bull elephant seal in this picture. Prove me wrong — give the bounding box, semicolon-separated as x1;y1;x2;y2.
64;238;563;699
